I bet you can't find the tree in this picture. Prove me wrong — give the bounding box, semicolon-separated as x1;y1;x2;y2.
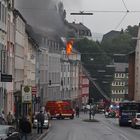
74;38;113;100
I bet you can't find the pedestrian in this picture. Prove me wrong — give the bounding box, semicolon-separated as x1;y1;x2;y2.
1;110;5;120
19;116;31;140
6;112;14;125
91;105;96;119
83;106;87;114
36;110;44;134
75;106;80;118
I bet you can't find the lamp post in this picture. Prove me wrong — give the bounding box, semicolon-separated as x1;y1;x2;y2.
14;91;20;130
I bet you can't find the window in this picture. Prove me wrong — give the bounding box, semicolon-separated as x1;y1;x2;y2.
4;5;6;24
2;4;4;22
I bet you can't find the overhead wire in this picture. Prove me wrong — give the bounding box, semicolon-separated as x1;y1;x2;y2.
17;1;140;31
114;0;129;30
121;0;129;11
115;12;128;30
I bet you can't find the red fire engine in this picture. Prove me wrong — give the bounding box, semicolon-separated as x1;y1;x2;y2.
46;101;75;119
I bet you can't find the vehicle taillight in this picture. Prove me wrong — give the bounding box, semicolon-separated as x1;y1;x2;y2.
118;110;121;116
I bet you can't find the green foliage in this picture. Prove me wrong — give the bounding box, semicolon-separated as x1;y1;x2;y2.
125;25;138;37
101;32;135;59
74;38;113;100
73;25;137;101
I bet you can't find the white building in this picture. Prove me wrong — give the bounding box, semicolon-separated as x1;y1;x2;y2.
47;36;61;101
69;50;81;107
5;0;15;114
0;0;10;113
24;29;37;87
14;9;26;93
60;48;71;101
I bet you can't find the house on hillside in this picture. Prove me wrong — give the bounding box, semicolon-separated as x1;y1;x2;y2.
102;30;120;41
111;54;128;102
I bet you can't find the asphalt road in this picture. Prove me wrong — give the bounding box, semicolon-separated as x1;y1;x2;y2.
43;113;140;140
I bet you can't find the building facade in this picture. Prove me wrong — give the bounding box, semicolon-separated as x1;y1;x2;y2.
5;0;14;114
111;55;128;102
14;10;26;93
47;36;61;101
79;68;89;106
0;0;14;114
135;25;140;101
60;48;71;101
128;51;135;101
68;50;81;107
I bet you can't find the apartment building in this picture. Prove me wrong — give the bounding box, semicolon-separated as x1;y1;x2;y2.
60;48;71;101
47;35;61;101
5;0;14;114
13;10;26;93
0;0;10;113
111;54;128;102
68;49;81;107
79;67;89;106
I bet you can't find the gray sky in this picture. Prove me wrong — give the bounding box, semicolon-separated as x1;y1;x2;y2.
63;0;140;34
15;0;140;35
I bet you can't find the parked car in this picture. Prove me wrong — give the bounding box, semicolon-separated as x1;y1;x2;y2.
33;113;49;129
131;113;140;128
0;117;7;125
0;125;21;140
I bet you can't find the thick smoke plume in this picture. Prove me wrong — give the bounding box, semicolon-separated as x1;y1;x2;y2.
15;0;68;36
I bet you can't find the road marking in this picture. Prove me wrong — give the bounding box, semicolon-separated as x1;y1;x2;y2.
119;134;129;140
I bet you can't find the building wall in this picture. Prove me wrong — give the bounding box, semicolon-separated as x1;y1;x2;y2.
60;49;71;101
68;51;81;107
0;0;8;113
111;72;128;102
128;52;135;101
24;33;36;86
81;74;89;106
39;47;48;106
6;4;15;114
135;26;140;101
47;53;61;101
14;14;26;92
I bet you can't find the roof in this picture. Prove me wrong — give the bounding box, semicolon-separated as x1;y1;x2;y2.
13;9;27;23
25;24;39;48
67;22;92;36
102;30;120;41
69;22;89;30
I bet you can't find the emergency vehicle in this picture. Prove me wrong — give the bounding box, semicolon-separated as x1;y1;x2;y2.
45;101;75;119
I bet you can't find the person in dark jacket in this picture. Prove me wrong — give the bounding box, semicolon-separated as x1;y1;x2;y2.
19;116;31;140
75;106;80;118
36;111;44;134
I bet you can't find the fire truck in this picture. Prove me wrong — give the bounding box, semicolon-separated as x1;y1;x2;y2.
45;101;75;119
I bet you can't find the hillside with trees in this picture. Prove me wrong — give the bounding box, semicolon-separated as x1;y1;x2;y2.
74;25;138;101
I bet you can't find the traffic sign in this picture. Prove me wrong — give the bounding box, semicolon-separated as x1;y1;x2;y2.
22;85;32;103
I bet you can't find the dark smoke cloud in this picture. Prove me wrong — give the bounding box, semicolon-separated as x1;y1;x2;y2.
15;0;67;35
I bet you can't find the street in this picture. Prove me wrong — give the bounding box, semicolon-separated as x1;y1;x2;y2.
43;113;140;140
